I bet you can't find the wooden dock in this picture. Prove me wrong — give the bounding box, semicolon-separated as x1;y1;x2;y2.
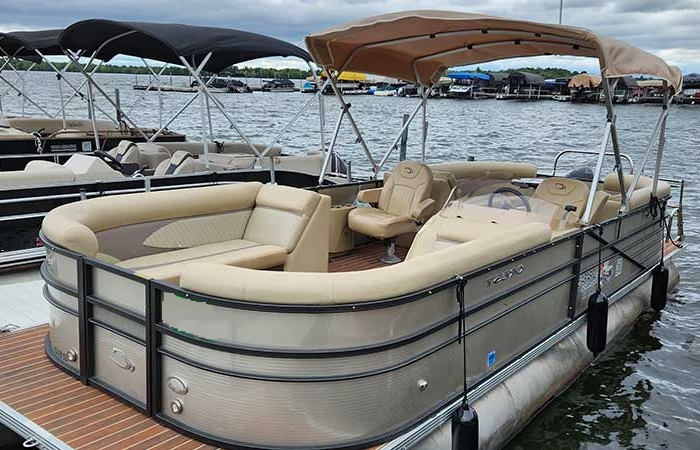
0;325;218;450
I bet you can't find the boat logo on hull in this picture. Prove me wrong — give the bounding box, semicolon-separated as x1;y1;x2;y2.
486;264;524;287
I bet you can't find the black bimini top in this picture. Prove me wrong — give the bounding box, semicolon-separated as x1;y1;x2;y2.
0;30;64;61
59;19;312;73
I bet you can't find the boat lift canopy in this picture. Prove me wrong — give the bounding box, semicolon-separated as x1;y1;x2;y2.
59;20;329;175
305;10;682;224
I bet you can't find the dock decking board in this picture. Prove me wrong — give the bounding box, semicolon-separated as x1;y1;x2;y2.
0;325;218;450
329;243;409;272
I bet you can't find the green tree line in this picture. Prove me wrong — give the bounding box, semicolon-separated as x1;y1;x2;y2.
466;66;587;79
8;60;312;79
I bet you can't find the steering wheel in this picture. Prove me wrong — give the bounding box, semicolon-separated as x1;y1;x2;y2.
487;187;532;212
93;150;126;174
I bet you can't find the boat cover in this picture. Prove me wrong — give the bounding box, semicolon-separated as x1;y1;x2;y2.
59;20;311;73
305;10;682;91
506;72;545;86
569;73;602;88
447;72;490;80
0;30;63;62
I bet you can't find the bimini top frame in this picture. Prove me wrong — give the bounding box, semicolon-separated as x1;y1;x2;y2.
305;10;683;224
0;29;116;125
59;19;328;172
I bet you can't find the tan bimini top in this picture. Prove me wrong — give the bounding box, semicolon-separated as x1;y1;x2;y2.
306;10;682;92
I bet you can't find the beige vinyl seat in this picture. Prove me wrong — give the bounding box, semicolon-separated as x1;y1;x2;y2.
531;177;610;230
42;182;331;284
349;160;435;263
592;173;671;223
109;140;140;165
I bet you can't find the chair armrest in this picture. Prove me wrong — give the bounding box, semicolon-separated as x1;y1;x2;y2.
357;188;383;204
411;198;436;222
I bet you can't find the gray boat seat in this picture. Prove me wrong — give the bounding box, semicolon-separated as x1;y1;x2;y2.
153;151;198;176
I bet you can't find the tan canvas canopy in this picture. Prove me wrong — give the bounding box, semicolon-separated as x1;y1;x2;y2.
306;10;682;92
636;79;665;88
569;73;602;88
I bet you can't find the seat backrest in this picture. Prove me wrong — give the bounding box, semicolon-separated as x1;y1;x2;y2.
109;140;140;164
378;161;433;217
135;143;171;169
430;171;458;211
154;151;198;176
243;184;322;252
532;177;589;219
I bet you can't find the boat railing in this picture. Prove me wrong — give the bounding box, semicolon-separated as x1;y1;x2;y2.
551;149;635;175
660;177;685;242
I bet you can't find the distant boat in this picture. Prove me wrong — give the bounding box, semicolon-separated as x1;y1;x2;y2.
261;79;297;92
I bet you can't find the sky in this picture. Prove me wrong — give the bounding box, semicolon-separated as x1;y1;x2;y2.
1;0;699;75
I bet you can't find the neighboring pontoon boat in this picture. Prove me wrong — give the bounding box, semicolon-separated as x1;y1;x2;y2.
0;20;350;267
0;29;186;171
34;10;685;450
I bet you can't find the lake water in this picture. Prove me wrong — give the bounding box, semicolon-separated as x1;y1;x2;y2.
2;72;699;449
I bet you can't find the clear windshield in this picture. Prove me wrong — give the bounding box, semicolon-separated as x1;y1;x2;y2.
441;179;579;231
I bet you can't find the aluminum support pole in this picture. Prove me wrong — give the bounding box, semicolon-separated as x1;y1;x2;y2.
308;62;326;154
651;81;670;197
66;51;150;142
259;84;326;160
601;77;628;213
86;82;100;150
0;72;51;116
327;73;377;172
374;88;431;176
319;106;345;184
147;65;219;143
581;122;612;225
625;108;668;198
198;87;211;170
420;85;428;163
35;49;113;123
178;56;261;158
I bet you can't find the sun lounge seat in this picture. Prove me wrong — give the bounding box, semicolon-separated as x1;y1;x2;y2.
42;182;330;283
117;240;287;283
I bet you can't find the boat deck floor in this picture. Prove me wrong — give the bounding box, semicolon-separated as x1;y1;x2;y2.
329;242;409;272
0;325;219;450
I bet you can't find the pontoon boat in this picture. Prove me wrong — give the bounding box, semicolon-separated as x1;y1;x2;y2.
0;20;350;267
8;10;689;450
0;30;186;171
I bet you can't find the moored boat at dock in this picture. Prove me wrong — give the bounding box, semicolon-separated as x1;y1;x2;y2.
22;9;686;450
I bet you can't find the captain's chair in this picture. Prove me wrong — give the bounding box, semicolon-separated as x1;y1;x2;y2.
532;177;609;228
109;140;140;165
154;151;198;176
349;160;435;263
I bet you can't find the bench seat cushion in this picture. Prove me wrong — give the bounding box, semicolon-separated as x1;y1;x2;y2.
348;207;418;239
117;239;287;283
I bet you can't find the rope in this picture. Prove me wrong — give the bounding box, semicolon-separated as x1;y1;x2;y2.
596;225;604;291
455;275;469;409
